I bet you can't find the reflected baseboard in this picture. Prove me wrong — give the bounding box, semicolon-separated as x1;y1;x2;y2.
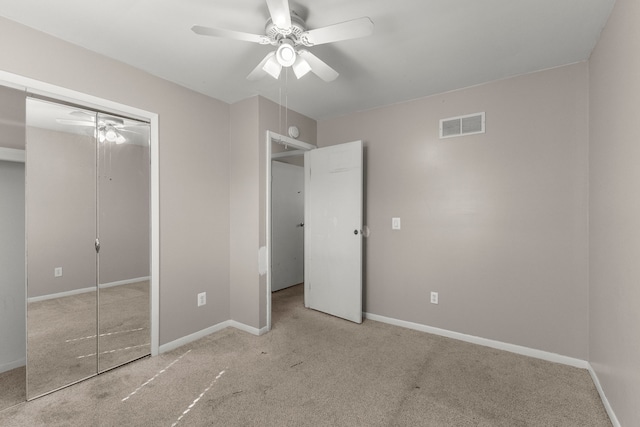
0;358;25;374
27;276;150;303
27;286;94;303
98;276;150;289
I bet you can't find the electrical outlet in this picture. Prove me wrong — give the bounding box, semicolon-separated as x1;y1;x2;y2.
392;217;401;230
54;267;63;278
430;291;439;305
197;292;206;307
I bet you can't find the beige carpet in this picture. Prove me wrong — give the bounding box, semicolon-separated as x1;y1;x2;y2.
0;284;611;426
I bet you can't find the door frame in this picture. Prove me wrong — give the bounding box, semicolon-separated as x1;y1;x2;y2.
265;131;316;331
0;70;160;357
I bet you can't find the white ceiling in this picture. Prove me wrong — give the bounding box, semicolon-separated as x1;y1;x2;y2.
0;0;615;120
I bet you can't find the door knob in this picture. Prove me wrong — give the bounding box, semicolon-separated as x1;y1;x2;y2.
354;229;359;235
297;223;304;227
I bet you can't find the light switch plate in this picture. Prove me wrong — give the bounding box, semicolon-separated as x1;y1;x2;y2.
392;217;401;230
197;292;206;307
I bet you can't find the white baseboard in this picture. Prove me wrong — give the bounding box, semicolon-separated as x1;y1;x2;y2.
364;312;588;369
228;321;269;336
159;320;233;354
588;364;621;427
0;357;25;374
158;320;268;354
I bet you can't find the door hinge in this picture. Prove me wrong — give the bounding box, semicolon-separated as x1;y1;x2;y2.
95;238;100;253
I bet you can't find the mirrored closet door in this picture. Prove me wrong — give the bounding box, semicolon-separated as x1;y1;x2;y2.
25;98;150;399
0;85;27;411
96;110;150;373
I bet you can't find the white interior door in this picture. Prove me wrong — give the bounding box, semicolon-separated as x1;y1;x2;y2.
304;141;363;323
271;161;304;292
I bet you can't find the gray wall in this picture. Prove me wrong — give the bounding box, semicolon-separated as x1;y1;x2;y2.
0;160;25;371
589;0;640;424
318;63;590;359
0;16;231;345
229;95;316;330
98;140;151;285
229;97;260;328
26;128;96;298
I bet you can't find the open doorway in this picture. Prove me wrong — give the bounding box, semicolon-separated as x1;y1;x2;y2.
271;160;304;293
266;131;315;331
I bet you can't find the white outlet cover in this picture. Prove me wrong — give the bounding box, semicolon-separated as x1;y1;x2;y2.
430;292;439;304
392;217;401;230
197;292;206;306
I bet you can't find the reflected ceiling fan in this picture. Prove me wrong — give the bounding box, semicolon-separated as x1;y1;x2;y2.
57;111;143;144
192;0;374;82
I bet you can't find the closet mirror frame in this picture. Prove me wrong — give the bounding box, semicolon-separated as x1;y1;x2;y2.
0;71;159;406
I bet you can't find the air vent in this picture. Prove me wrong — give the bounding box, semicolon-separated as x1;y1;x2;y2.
439;112;485;139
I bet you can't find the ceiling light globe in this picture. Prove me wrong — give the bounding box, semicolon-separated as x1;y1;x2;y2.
276;42;296;67
105;127;118;143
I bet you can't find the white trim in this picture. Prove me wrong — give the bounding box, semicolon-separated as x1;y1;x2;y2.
0;147;25;163
28;286;95;303
159;320;233;354
158;320;268;354
0;70;160;358
229;320;269;336
98;276;151;289
364;312;588;369
0;358;26;374
588;365;621;427
269;132;316;151
265;131;316;332
271;149;306;159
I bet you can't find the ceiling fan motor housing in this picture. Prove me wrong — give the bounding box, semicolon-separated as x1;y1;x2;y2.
265;11;306;45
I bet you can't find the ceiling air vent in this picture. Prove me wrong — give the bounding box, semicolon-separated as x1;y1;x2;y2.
439;112;485;139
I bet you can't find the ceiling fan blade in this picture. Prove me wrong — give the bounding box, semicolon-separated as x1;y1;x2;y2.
302;17;373;46
266;0;291;29
247;51;278;80
192;25;269;44
69;110;96;119
297;50;339;82
56;119;95;126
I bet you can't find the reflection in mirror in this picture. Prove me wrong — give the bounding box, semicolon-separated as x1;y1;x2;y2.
97;114;151;372
0;85;26;411
26;99;98;399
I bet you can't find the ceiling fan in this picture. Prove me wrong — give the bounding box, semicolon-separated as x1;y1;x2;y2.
57;111;143;144
192;0;374;82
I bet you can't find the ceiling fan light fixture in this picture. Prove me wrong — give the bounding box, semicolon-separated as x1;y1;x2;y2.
104;126;119;143
263;55;283;79
275;40;296;67
292;55;311;79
